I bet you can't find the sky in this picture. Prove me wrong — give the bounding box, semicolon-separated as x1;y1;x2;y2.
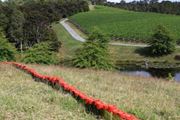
1;0;180;3
107;0;180;2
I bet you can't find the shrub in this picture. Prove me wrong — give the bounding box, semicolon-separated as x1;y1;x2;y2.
0;30;16;61
148;25;176;56
177;38;180;45
43;28;61;52
22;42;59;64
73;29;113;70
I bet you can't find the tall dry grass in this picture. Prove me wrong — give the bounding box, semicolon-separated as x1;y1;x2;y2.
29;64;180;120
0;64;96;120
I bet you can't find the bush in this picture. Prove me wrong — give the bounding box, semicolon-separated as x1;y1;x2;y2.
73;29;113;70
177;39;180;45
43;28;61;52
0;31;16;61
148;25;176;56
22;42;59;64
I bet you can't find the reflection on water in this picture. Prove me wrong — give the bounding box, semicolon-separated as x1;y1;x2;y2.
124;71;151;77
175;73;180;82
123;71;180;82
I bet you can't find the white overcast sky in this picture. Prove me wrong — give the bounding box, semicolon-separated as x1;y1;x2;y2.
1;0;180;3
107;0;180;2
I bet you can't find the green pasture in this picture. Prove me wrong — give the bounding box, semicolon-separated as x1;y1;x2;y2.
70;6;180;43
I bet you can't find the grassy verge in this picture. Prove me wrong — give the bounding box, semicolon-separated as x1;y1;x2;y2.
52;22;82;60
0;64;96;120
29;64;180;120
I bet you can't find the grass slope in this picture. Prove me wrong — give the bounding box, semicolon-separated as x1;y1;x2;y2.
111;45;180;62
52;22;82;60
29;64;180;120
52;22;180;65
70;6;180;42
0;64;96;120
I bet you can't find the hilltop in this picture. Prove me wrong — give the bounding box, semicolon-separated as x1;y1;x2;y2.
70;6;180;43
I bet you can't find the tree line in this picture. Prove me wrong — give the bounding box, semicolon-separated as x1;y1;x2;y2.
104;0;180;15
0;0;89;52
91;0;107;5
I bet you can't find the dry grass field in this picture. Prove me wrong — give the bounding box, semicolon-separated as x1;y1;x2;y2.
29;64;180;120
0;64;96;120
1;63;180;120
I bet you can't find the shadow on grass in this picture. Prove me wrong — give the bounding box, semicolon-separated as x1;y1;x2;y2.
134;47;166;57
134;47;153;57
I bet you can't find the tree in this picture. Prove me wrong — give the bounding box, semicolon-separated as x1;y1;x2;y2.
0;1;10;30
0;29;16;61
0;13;9;30
42;28;61;52
0;0;89;54
22;42;59;64
91;0;107;5
6;4;25;53
23;10;49;46
148;25;176;56
120;0;126;4
150;0;158;4
73;29;113;70
104;0;180;16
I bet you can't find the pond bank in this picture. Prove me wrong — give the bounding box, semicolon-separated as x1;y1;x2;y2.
117;60;180;82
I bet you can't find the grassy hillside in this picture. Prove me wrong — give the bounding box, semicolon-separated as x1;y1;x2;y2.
29;64;180;120
52;22;180;66
70;6;180;43
0;64;96;120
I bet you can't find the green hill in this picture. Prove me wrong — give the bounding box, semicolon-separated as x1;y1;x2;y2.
70;6;180;43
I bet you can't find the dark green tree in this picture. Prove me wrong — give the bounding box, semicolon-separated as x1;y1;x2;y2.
73;29;113;70
6;4;25;52
23;10;49;46
0;13;9;30
22;42;59;64
91;0;107;5
42;28;61;52
1;0;89;53
0;1;10;30
148;25;176;56
0;29;16;61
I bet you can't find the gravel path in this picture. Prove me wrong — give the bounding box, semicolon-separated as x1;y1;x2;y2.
60;18;86;42
109;43;148;47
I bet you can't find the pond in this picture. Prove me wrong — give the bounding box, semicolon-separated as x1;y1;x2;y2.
121;69;180;82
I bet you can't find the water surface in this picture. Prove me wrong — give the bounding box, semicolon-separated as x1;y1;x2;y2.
123;70;180;82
